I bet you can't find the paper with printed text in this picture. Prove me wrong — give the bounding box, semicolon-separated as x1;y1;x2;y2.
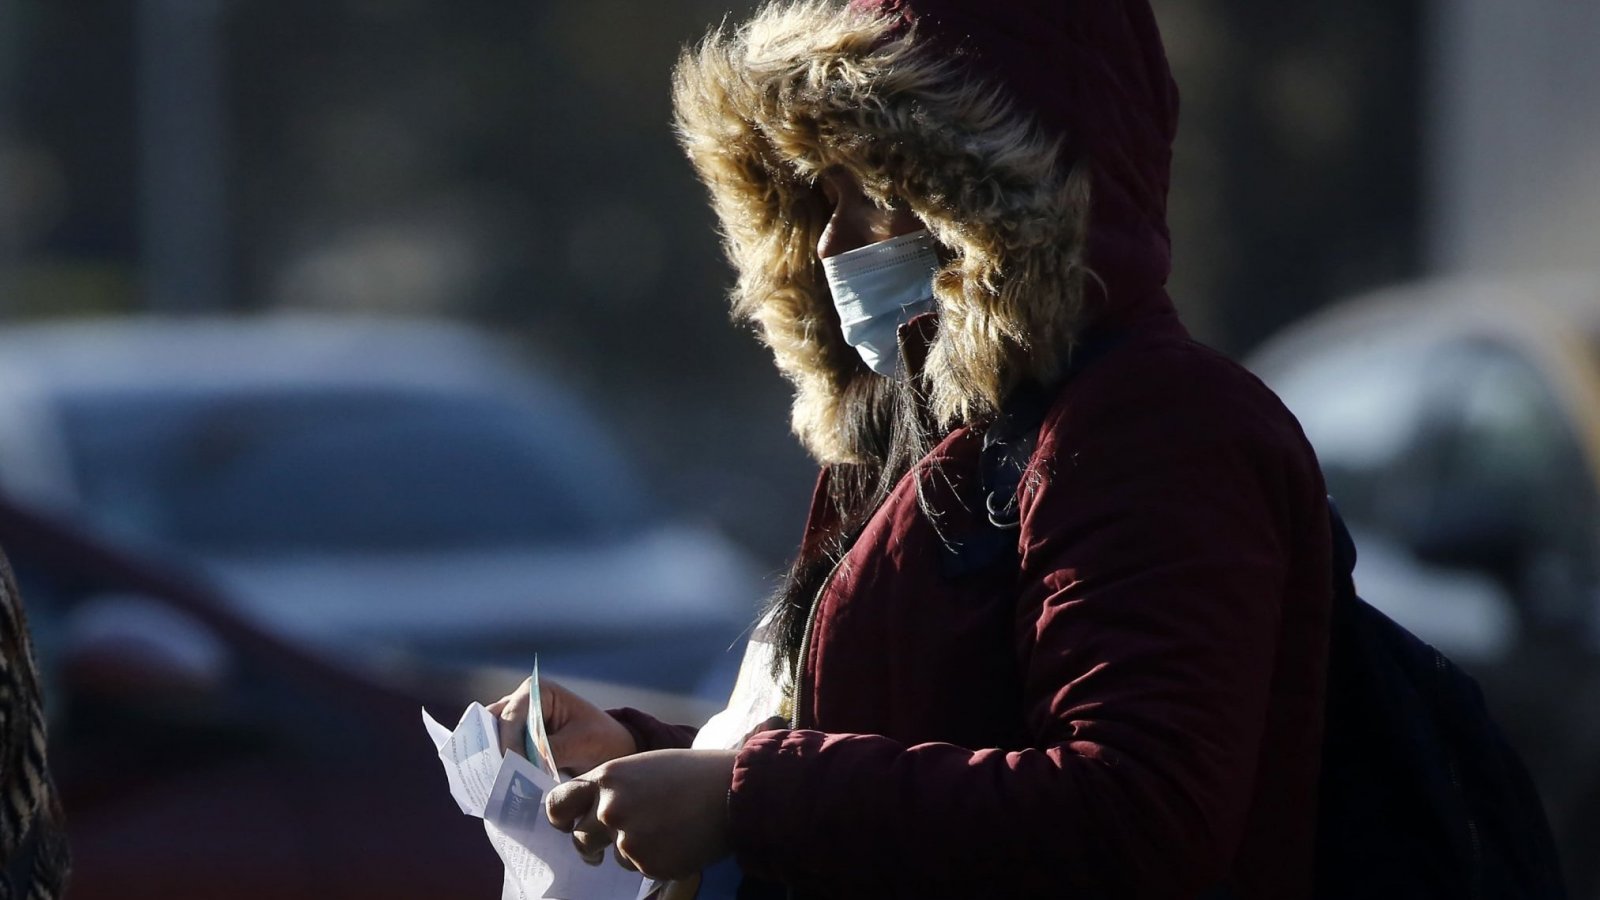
423;666;648;900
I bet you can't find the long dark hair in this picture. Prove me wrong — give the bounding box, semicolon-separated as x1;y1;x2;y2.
765;366;939;681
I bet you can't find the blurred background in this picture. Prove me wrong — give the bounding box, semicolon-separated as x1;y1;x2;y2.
0;0;1596;896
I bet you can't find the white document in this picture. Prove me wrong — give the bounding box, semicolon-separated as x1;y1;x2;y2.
423;674;647;900
430;703;510;815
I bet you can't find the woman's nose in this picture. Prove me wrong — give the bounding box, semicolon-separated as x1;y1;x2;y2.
817;199;870;260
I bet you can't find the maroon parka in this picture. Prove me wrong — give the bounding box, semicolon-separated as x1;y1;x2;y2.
622;298;1332;899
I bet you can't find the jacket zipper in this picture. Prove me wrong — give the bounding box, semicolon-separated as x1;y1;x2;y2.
790;554;844;730
782;556;842;900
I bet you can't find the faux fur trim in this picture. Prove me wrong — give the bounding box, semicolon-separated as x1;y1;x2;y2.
673;0;1093;464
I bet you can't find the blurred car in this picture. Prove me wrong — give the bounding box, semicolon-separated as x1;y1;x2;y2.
1248;273;1600;896
0;315;762;697
0;491;717;899
0;489;499;900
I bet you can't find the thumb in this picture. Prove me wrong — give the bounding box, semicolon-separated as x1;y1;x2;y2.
539;679;569;735
545;778;600;832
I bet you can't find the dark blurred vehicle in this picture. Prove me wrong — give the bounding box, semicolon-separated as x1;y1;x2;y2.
0;315;761;697
1;493;719;899
1248;274;1600;896
0;491;503;899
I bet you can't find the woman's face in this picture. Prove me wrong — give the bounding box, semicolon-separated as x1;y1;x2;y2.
816;168;923;260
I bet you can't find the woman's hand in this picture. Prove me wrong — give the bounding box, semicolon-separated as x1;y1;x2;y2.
544;749;736;880
486;676;638;776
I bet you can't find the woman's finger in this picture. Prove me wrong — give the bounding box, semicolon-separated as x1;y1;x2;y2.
545;778;600;832
573;833;610;865
490;677;533;755
497;702;528;758
570;804;613;864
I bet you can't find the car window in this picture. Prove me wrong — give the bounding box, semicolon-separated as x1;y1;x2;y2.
1264;332;1439;527
1428;341;1600;629
60;389;649;554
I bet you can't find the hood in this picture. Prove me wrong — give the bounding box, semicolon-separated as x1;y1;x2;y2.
673;0;1179;463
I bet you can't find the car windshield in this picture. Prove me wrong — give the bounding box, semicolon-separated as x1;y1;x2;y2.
59;387;648;555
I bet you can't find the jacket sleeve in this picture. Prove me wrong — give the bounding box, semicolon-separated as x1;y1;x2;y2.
725;348;1324;898
607;708;698;752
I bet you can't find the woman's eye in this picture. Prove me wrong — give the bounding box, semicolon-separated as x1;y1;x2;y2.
817;169;849;207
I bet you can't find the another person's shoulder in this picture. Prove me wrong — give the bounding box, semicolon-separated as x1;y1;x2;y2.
0;548;72;899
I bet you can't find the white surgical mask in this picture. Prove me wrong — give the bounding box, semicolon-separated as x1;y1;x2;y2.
821;229;940;377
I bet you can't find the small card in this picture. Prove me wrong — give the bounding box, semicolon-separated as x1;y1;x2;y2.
524;658;561;780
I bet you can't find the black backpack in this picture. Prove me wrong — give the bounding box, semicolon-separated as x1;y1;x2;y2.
968;376;1567;900
1313;504;1564;899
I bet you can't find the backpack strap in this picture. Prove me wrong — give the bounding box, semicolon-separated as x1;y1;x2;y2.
1327;498;1359;598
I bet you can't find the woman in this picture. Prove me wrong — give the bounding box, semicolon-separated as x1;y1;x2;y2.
491;1;1333;897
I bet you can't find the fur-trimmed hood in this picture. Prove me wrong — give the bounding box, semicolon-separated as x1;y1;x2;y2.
673;0;1179;464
